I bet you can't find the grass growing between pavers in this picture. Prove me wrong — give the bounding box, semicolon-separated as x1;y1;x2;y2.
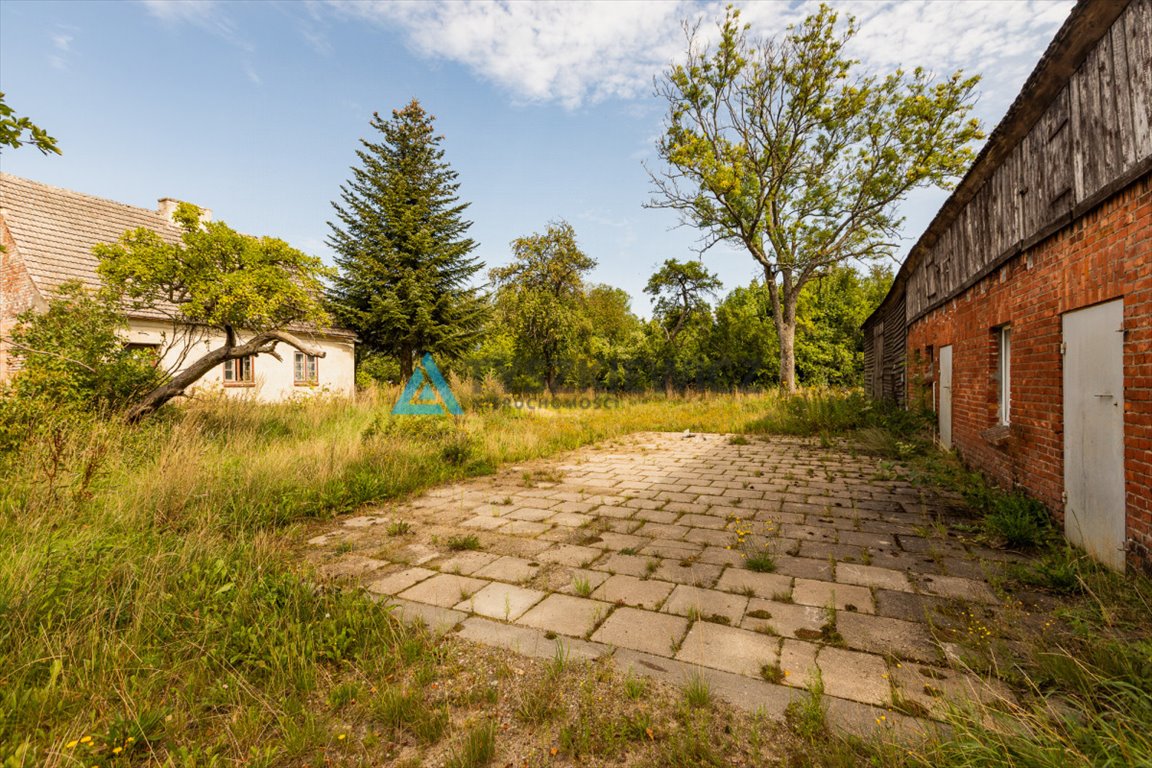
825;407;1152;768
0;387;828;766
5;385;1152;766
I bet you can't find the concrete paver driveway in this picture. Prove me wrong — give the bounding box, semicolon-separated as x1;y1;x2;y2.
307;432;1021;733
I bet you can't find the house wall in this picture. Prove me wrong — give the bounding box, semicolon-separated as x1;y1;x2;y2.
0;220;45;382
906;174;1152;570
125;318;356;402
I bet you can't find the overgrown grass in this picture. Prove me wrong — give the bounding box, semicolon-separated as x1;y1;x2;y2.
0;387;798;766
4;385;1150;766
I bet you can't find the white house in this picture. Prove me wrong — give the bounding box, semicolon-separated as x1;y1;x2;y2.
0;173;355;400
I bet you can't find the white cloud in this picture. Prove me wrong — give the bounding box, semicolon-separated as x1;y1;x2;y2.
48;31;74;70
140;0;253;52
141;0;220;25
327;0;698;109
327;0;1073;116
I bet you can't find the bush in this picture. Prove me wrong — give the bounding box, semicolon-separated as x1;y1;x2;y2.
983;492;1052;549
1;282;162;436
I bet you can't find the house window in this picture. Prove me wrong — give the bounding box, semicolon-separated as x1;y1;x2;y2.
223;356;254;386
996;326;1011;425
294;352;319;386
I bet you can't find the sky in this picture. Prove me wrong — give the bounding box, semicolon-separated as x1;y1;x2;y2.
0;0;1074;316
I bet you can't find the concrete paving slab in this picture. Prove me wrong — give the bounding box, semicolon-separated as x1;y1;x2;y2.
662;585;748;625
377;597;466;636
435;551;500;575
535;543;602;567
598;553;652;577
498;520;552;536
836;563;913;592
592;574;675;609
793;578;875;614
455;582;547;621
457;617;611;662
916;573;1000;604
473;555;542;583
837;611;943;664
715;568;793;599
675;622;780;677
398;573;489;607
778;638;820;688
652;560;723;587
817;647;891;706
591;606;689;656
742;599;828;639
365;567;437;596
517;593;612;637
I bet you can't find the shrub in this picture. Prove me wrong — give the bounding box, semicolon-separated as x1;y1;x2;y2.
984;492;1052;549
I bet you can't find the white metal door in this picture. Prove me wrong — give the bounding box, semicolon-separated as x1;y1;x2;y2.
938;345;953;450
1063;299;1126;571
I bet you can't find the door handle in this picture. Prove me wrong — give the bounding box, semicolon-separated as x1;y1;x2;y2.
1095;393;1114;399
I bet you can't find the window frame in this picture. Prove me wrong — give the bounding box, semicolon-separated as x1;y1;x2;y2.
293;351;319;386
996;325;1012;425
223;356;255;387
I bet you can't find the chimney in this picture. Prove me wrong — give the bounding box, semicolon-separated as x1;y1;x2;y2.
157;197;212;226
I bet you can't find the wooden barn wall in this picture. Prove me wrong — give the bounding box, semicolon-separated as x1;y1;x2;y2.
864;291;907;402
906;0;1152;321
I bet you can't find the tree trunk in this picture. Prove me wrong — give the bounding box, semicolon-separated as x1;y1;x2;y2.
126;330;326;422
777;296;798;393
399;347;414;382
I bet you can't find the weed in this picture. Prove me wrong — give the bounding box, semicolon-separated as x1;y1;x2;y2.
745;553;777;573
623;674;647;700
683;672;711;709
784;672;827;742
760;663;785;683
983;491;1052;548
446;721;496;768
447;535;482;552
572;575;593;598
387;520;413;536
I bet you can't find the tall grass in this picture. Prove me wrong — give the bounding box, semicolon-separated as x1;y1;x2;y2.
0;388;790;765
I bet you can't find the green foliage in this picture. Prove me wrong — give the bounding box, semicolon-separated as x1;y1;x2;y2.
0;282;161;433
328;100;487;376
795;265;893;386
645;259;722;392
97;203;331;332
489;221;597;392
650;4;982;388
447;721;497;768
982;491;1052;549
0;91;60;155
355;350;402;389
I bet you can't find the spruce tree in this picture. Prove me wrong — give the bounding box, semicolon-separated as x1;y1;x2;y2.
328;100;487;380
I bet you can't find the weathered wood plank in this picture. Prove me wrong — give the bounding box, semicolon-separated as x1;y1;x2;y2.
1124;0;1152;159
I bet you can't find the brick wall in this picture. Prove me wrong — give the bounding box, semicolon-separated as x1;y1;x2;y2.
906;173;1152;571
0;217;42;382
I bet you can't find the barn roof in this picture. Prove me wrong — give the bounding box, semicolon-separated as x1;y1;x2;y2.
862;0;1131;330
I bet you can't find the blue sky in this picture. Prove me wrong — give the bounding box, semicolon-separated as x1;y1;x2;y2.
1;0;1074;315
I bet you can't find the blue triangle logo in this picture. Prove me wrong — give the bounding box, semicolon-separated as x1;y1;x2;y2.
392;353;463;416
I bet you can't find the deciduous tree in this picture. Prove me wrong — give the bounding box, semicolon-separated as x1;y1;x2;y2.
95;204;332;420
644;259;721;394
490;222;596;394
649;5;982;390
